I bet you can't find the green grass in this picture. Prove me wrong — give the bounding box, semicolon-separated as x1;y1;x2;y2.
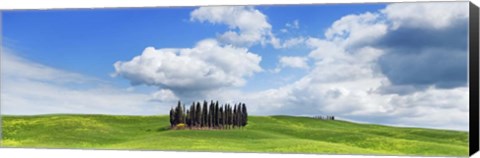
1;114;468;156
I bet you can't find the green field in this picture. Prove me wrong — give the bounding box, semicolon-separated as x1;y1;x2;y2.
0;114;468;156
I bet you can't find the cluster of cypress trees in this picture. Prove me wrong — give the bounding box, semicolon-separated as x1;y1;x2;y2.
313;115;335;120
169;100;248;129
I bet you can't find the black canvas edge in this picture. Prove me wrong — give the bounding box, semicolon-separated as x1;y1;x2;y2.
470;1;480;157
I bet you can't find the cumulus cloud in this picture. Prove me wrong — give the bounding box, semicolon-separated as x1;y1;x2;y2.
308;1;468;94
377;47;467;90
279;37;306;48
272;56;309;73
1;50;165;115
150;89;179;102
4;3;469;131
325;12;388;49
381;2;468;29
190;6;301;49
279;56;309;69
191;6;274;47
113;39;262;98
219;2;469;131
375;2;468;92
110;3;469;130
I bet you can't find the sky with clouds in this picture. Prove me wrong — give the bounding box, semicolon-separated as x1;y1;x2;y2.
1;2;470;131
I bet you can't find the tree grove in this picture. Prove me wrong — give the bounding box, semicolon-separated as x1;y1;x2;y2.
169;100;248;129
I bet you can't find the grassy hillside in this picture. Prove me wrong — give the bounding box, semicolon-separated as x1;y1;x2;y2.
1;114;468;156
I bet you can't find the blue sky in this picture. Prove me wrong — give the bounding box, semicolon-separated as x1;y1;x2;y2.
2;4;386;91
1;2;470;131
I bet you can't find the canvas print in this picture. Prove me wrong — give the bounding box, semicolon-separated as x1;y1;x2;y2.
0;1;470;157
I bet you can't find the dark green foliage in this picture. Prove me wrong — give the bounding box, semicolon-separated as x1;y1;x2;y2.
186;110;191;127
169;100;248;129
233;104;237;127
209;101;214;127
214;102;219;127
227;104;232;128
171;101;184;126
169;108;174;127
313;115;335;120
242;103;248;127
236;104;241;127
196;102;201;127
219;106;224;128
190;102;196;126
202;101;208;127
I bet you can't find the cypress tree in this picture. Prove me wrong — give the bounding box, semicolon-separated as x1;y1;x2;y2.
240;103;244;126
224;106;227;128
237;104;241;127
209;101;214;127
202;100;208;127
196;102;201;127
228;104;232;128
182;104;186;124
225;104;229;128
223;104;227;128
169;101;248;129
233;104;237;128
186;110;191;127
179;102;183;124
242;103;247;127
190;102;196;127
174;103;178;125
169;108;175;127
191;103;196;127
219;106;224;128
174;101;182;125
225;105;229;128
212;101;216;127
214;102;219;127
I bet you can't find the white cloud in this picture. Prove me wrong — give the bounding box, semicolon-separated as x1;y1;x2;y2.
307;38;349;61
1;50;165;115
6;3;464;131
382;2;468;29
113;39;262;97
150;89;179;102
1;50;98;84
272;55;309;73
115;3;470;131
191;6;273;47
190;6;310;50
285;19;300;29
3;3;469;131
280;37;306;48
240;67;468;131
279;56;309;69
325;12;388;49
217;2;469;131
380;86;469;130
